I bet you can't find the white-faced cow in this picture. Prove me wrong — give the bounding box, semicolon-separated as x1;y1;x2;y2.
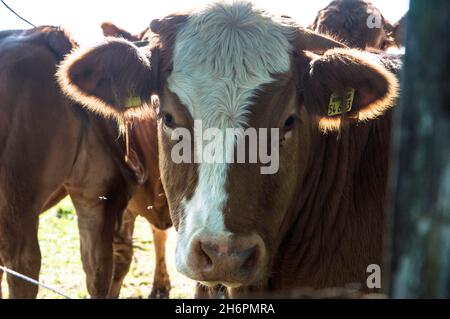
0;26;171;299
57;2;400;297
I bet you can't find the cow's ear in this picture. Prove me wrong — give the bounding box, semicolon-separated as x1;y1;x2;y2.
41;27;78;60
301;48;399;133
101;22;140;41
57;39;158;119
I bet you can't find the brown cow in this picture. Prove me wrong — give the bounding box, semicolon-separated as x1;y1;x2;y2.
109;116;172;299
57;2;401;297
0;26;171;298
310;0;400;50
101;22;170;298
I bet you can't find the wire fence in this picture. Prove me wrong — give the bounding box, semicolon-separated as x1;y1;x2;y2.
0;265;72;299
1;0;36;28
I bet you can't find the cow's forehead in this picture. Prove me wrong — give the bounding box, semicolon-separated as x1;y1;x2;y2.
167;1;295;129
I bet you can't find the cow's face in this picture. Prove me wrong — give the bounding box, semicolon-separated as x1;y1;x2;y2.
58;1;398;290
158;75;307;287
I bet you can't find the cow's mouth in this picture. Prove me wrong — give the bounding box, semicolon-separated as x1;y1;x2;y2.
199;281;243;289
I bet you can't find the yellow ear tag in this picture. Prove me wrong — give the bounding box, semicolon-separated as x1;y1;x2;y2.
125;96;143;108
327;88;355;116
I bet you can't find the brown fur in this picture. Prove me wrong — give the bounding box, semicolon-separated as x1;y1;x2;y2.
101;22;153;43
101;22;142;42
301;49;399;132
270;55;395;291
0;27;171;298
57;39;155;119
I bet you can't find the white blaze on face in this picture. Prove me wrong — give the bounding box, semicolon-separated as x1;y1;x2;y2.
168;2;294;240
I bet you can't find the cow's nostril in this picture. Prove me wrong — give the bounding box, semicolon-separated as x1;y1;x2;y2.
198;242;214;270
199;241;260;274
241;245;258;271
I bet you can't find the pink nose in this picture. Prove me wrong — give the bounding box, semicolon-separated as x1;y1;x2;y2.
186;235;264;284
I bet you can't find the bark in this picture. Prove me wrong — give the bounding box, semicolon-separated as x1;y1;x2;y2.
387;0;450;298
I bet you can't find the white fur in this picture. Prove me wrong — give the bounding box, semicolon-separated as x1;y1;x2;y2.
169;2;293;241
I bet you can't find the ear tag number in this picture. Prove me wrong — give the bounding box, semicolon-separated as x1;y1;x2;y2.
327;88;355;116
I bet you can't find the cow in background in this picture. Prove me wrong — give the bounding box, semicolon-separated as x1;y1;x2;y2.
110;116;172;299
310;0;406;50
99;21;174;299
0;26;171;298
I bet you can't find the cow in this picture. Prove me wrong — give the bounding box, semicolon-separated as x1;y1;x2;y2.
109;116;172;299
57;1;401;297
310;0;400;50
0;26;171;299
99;21;173;300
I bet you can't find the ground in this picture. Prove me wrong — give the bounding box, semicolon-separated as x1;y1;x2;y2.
1;197;195;299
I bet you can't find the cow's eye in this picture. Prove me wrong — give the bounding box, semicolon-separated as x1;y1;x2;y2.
283;115;295;131
162;112;175;128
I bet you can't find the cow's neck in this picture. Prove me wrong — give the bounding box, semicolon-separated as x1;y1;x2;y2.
87;113;139;190
269;111;393;293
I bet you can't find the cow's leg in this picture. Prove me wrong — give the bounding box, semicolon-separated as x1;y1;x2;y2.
0;214;41;299
149;225;171;299
70;193;126;299
73;203;114;299
109;209;136;299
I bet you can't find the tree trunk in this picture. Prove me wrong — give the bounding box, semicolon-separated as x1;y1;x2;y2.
387;0;450;298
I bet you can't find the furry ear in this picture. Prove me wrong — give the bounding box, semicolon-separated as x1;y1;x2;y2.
26;26;78;60
57;38;159;119
101;22;141;41
301;49;399;133
150;13;189;35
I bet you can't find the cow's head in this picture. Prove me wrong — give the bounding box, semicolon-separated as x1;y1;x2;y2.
58;2;398;290
310;0;397;50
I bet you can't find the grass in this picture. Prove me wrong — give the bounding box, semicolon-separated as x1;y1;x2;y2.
1;197;195;299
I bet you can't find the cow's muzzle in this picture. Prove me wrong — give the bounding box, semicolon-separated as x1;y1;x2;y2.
177;232;266;287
